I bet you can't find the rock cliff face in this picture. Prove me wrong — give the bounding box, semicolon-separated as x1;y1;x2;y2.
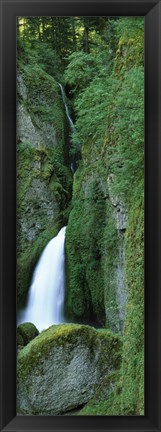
17;68;72;308
17;65;128;331
17;324;122;415
65;138;127;333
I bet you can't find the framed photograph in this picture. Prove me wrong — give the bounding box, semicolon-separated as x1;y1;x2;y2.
1;1;161;431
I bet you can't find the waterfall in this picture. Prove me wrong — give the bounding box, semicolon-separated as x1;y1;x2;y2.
58;83;76;133
58;83;82;173
18;227;66;332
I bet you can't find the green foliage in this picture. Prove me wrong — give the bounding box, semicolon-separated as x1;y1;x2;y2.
64;18;144;163
113;17;144;74
64;51;103;93
72;76;116;148
18;38;63;80
109;67;144;203
17;16;111;78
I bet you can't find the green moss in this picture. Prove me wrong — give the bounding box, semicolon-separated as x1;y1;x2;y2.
119;195;144;414
17;140;72;308
19;63;65;141
79;371;120;415
17;332;24;348
64;121;143;416
17;322;39;347
102;206;119;331
83;196;144;417
65;174;107;326
65;153;121;331
114;19;144;76
17;323;122;385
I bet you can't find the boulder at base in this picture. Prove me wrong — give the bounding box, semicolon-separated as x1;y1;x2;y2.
17;322;39;348
17;324;122;415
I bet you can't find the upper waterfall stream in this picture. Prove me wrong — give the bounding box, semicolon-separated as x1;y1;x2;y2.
58;83;76;133
59;83;81;173
18;227;66;332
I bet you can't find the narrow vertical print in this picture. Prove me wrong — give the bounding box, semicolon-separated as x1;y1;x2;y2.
16;16;144;416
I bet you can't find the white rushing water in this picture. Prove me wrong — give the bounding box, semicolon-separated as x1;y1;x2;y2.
58;83;76;133
19;226;66;332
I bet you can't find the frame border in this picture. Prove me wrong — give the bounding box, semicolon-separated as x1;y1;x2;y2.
1;1;161;431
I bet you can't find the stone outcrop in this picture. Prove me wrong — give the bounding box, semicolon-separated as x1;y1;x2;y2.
17;324;122;415
65;156;128;333
107;174;127;231
17;69;72;308
17;103;43;148
17;322;39;348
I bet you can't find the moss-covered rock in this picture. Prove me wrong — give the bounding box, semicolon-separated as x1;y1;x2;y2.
17;66;65;147
16;142;72;261
65;152;127;332
17;332;24;348
79;371;120;415
17;324;122;415
65;169;107;326
17;322;39;347
118;195;144;415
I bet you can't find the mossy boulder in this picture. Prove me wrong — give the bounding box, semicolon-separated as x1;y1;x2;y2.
17;324;122;415
17;322;39;347
17;332;24;348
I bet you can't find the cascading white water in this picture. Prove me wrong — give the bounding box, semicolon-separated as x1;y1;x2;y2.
59;83;79;173
58;83;76;133
18;226;66;332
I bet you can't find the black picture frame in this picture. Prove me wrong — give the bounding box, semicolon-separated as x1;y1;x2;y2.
0;0;161;431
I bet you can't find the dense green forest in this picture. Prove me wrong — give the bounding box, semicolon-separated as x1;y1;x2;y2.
17;16;144;416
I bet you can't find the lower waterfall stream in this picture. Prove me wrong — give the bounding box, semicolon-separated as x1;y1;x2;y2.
18;227;66;332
